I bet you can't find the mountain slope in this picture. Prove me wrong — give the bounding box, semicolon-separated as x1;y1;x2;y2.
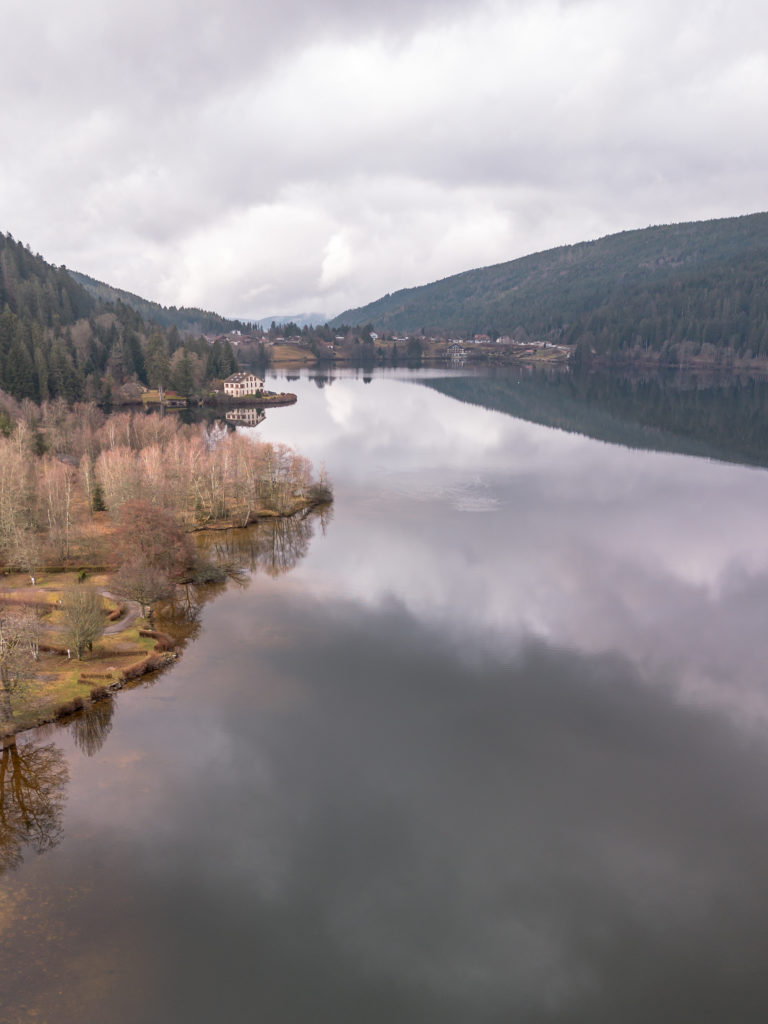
0;234;95;325
0;232;238;404
69;270;246;335
333;213;768;360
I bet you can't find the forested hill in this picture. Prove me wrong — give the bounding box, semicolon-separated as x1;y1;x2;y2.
0;232;238;404
69;270;246;335
0;233;95;325
333;213;768;362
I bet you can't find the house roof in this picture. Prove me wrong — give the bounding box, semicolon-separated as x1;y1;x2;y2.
224;372;263;383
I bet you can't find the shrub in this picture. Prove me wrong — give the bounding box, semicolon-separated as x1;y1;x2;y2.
55;696;85;719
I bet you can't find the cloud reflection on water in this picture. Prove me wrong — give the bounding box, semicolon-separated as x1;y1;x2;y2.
255;370;768;728
51;591;768;1022
7;368;768;1022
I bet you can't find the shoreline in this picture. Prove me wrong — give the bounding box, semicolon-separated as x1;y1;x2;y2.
0;577;176;745
112;391;298;410
204;392;297;407
0;496;330;743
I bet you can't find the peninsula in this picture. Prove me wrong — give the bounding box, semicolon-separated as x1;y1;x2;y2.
0;402;332;738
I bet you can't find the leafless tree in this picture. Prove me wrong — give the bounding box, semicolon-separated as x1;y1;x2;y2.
111;561;173;618
0;438;37;563
0;609;38;720
40;458;75;560
61;586;105;660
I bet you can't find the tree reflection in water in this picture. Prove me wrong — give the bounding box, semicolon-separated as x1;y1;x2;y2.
162;509;328;636
0;737;69;875
69;697;115;758
196;506;329;579
165;509;327;630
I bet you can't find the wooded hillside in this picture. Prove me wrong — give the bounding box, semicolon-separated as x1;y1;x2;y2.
69;270;247;336
333;213;768;363
0;233;239;404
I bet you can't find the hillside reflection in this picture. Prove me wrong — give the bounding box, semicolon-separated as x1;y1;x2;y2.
423;368;768;468
0;738;68;875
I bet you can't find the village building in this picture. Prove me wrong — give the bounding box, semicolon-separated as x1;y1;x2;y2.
447;341;466;365
117;380;149;402
223;372;265;396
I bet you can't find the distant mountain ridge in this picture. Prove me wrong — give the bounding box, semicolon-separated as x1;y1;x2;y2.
69;270;247;336
332;212;768;362
251;313;328;330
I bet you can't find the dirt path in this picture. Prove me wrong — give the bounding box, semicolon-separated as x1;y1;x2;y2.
100;591;142;634
0;584;142;635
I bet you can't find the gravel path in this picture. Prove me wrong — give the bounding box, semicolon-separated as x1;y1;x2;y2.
100;591;143;634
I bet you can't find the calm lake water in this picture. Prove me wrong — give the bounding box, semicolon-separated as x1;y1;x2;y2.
5;367;768;1021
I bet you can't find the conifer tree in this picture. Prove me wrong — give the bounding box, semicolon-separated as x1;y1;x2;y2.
145;333;171;399
5;338;37;400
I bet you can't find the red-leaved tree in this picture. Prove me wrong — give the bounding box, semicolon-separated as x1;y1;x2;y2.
112;501;194;580
110;501;195;616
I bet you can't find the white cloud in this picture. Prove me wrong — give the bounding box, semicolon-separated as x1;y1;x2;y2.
320;233;354;289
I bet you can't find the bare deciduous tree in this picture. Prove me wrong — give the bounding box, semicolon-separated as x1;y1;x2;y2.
0;609;38;720
0;438;37;564
61;586;105;660
111;561;173;618
40;458;75;560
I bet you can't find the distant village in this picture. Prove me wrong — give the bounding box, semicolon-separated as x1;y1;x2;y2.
201;322;572;370
108;321;571;411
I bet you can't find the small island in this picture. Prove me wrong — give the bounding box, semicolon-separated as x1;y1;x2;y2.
0;401;332;739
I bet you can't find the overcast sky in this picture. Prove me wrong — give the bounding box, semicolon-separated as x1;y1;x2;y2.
2;0;767;320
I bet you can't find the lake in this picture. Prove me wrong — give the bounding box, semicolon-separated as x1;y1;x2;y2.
4;366;768;1022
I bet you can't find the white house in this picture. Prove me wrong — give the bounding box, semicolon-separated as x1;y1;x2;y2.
223;372;265;396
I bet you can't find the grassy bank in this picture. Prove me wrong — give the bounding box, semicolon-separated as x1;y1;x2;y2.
0;571;174;741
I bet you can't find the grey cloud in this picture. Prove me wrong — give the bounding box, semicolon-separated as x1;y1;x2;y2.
2;0;767;315
5;0;489;102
